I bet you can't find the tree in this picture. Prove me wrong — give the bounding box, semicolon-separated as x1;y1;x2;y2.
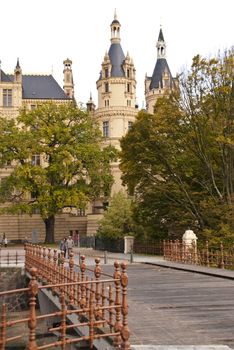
0;102;116;243
120;49;234;241
97;191;134;239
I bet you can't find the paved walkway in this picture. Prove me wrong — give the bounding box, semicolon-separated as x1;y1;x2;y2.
74;249;234;349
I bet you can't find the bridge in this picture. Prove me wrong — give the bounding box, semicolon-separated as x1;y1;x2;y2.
0;244;130;350
1;245;234;350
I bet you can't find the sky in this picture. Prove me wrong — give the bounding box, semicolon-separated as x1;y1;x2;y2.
0;0;233;107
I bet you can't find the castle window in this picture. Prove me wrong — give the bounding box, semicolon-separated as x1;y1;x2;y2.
105;100;109;107
32;155;41;166
128;121;133;130
127;100;131;107
104;83;109;93
3;89;12;107
127;83;131;93
103;121;109;138
127;69;130;78
105;68;109;78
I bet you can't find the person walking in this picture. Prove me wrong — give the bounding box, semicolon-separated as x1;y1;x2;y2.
66;236;74;258
3;234;7;248
59;237;67;258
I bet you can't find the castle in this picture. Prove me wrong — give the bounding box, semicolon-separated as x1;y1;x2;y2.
0;13;176;241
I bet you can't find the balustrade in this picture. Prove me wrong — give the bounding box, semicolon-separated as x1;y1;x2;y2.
0;243;130;350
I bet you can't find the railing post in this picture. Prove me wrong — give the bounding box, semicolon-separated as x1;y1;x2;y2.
94;258;102;320
163;240;166;260
206;241;210;267
69;252;75;305
89;282;95;349
120;262;130;350
59;288;67;350
109;285;113;331
0;304;6;350
80;255;86;308
220;242;224;269
113;261;121;348
27;267;38;350
47;248;52;284
42;247;46;283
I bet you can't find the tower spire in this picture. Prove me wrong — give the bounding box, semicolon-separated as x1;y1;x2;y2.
14;57;22;83
63;58;74;99
110;10;121;43
157;27;166;59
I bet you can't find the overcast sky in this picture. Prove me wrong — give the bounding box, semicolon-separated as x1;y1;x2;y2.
1;0;233;107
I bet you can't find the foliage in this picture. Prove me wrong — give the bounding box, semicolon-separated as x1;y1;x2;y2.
120;49;234;241
97;191;135;239
0;102;116;243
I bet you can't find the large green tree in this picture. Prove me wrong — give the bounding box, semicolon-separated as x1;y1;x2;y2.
97;191;135;239
120;49;234;241
0;102;116;243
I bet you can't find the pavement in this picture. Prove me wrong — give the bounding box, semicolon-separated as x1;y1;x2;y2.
72;248;234;281
131;347;232;350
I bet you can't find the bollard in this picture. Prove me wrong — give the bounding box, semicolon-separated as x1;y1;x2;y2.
104;250;108;264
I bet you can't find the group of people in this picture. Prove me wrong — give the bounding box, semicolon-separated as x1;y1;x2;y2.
1;233;8;247
59;236;74;258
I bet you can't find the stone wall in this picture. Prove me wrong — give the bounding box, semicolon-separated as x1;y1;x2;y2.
0;213;89;243
0;268;29;312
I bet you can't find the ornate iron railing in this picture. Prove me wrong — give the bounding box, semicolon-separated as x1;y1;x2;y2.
0;243;130;350
163;240;234;269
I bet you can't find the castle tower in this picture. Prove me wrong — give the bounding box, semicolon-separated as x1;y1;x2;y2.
13;58;23;106
86;93;96;113
94;12;137;195
63;58;74;99
145;27;176;114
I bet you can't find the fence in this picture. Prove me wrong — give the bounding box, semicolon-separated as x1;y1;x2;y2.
95;237;125;253
0;243;130;350
163;240;234;270
133;240;163;255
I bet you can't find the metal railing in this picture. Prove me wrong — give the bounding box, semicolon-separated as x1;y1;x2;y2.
0;243;130;350
163;240;234;269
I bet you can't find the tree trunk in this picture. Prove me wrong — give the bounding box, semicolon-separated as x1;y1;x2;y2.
44;215;55;243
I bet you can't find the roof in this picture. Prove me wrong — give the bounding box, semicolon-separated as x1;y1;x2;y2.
149;58;174;90
108;43;125;77
111;19;120;25
158;28;165;41
3;73;70;100
21;75;70;100
0;69;12;82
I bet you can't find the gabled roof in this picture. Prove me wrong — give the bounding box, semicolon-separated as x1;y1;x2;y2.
6;74;70;100
108;43;125;77
149;58;174;90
